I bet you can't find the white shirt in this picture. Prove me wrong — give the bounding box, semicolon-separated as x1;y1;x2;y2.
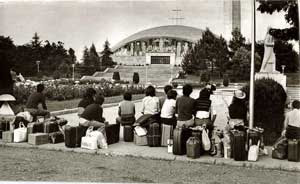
284;109;300;128
160;99;176;118
195;106;216;119
142;96;160;115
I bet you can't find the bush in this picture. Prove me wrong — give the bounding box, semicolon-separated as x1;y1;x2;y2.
241;78;287;145
133;72;139;84
223;74;229;87
112;72;120;81
200;71;210;83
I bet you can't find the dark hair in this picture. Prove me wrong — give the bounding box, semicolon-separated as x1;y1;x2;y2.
145;85;156;97
182;84;193;96
95;94;105;105
37;84;45;93
199;88;210;99
123;91;132;101
292;100;300;109
84;88;96;98
164;85;173;94
167;90;177;100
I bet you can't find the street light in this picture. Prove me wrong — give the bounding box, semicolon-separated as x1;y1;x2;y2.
281;65;286;74
36;60;40;73
72;64;75;80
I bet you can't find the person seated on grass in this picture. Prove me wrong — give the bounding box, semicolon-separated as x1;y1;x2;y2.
175;84;196;128
116;91;136;125
79;94;107;128
282;100;300;139
141;85;160;120
160;89;177;126
194;88;216;138
77;88;96;116
25;83;50;119
159;85;173;109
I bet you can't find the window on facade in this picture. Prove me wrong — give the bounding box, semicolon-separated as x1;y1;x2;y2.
151;56;170;64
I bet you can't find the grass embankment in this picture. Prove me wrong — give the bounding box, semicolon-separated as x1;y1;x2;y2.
47;92;164;112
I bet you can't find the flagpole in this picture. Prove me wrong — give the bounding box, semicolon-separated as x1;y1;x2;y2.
249;0;256;129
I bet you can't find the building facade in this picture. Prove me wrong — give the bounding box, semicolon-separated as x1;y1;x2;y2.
111;25;204;66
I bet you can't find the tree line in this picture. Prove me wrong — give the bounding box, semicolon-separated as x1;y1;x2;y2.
0;32;114;78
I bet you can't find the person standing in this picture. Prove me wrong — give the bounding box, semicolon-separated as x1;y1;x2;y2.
175;84;196;128
159;85;173;109
160;89;177;126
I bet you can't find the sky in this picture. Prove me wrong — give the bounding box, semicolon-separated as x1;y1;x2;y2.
0;0;297;61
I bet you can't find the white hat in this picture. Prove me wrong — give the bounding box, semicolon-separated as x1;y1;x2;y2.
234;90;246;99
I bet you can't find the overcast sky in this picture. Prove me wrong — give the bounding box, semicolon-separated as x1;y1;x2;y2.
0;0;295;61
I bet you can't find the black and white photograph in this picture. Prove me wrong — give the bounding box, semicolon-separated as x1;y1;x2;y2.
0;0;299;183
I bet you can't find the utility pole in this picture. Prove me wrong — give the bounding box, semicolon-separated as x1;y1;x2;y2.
249;0;256;129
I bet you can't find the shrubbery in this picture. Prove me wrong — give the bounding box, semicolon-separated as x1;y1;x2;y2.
133;72;139;84
241;78;287;145
200;71;210;83
223;74;229;87
112;71;120;81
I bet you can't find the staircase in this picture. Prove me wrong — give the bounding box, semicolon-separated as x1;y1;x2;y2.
287;86;300;101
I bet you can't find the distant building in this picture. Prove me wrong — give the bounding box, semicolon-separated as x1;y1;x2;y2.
112;25;205;66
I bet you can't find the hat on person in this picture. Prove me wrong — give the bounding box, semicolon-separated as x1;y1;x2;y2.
234;90;246;99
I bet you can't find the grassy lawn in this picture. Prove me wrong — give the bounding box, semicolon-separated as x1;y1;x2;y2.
47;92;164;112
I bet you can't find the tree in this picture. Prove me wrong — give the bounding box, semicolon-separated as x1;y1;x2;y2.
82;46;91;66
89;43;100;69
257;0;299;41
68;48;76;64
182;28;229;75
100;40;114;67
229;28;246;57
31;32;42;48
231;47;261;80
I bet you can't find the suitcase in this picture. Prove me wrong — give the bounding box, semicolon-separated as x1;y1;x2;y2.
186;137;201;159
28;133;49;145
0;130;2;139
105;124;120;145
134;132;148;146
230;130;247;161
147;122;161;147
0;119;10;131
173;127;192;155
49;131;64;144
44;120;59;133
123;125;133;142
64;125;86;148
288;139;300;162
2;131;13;143
27;122;44;135
161;124;173;147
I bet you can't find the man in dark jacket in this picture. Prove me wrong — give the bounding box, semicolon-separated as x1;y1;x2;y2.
25;83;50;119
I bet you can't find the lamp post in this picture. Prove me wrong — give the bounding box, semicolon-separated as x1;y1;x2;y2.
145;64;149;84
281;65;286;74
36;60;40;73
72;64;75;80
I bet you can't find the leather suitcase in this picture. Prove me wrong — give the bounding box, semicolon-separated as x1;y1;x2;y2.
64;125;86;148
44;121;59;133
105;124;120;145
27;122;44;135
134;132;148;146
49;131;64;144
230;130;247;161
161;124;173;147
2;131;13;143
288;139;300;162
173;127;192;155
186;137;201;159
0;120;10;131
123;125;133;142
28;133;49;145
147;122;161;147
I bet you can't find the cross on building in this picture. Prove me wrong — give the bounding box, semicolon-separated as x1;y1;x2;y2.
169;8;184;25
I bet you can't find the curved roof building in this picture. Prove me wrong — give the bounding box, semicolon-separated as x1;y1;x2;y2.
112;25;205;66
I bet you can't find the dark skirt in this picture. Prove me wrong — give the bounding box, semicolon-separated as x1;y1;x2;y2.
286;125;300;139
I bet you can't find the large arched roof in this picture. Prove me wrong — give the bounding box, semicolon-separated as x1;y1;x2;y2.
112;25;204;52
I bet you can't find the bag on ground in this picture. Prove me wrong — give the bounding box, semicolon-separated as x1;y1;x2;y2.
271;136;288;160
248;140;260;161
13;122;27;142
186;137;201;159
202;129;211;151
134;126;147;136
